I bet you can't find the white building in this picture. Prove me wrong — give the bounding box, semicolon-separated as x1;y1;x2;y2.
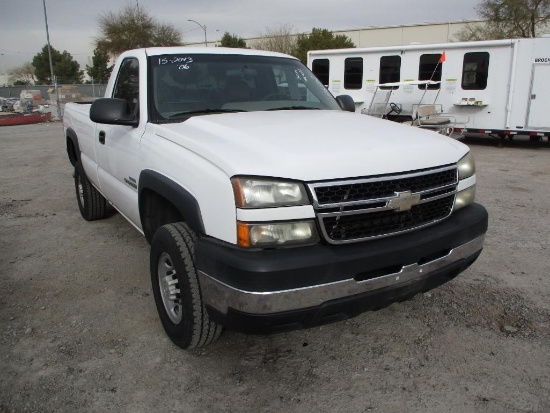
330;20;482;47
197;20;484;48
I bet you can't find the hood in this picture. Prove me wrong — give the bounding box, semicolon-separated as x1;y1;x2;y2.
153;110;468;182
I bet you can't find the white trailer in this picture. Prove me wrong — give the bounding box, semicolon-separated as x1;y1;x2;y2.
308;37;550;141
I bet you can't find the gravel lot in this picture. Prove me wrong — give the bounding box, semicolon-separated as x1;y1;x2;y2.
1;122;549;413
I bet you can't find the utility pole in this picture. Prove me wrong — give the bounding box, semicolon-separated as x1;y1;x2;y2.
42;0;62;119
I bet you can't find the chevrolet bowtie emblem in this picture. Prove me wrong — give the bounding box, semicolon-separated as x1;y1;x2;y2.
388;191;421;212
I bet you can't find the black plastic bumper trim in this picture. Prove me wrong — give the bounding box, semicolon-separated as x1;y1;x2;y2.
195;203;488;292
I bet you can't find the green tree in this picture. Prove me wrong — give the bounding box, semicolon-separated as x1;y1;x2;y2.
8;62;36;85
220;32;247;48
292;28;355;64
86;48;113;84
457;0;550;40
96;4;182;57
32;45;83;84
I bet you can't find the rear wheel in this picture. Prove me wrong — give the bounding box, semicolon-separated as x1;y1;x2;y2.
150;223;223;349
74;165;107;221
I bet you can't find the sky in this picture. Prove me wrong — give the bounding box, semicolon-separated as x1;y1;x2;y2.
0;0;480;74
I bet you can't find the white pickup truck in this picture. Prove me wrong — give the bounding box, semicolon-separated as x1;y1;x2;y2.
64;47;488;349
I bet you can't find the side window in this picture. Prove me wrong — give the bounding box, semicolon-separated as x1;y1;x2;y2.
418;54;442;90
379;55;401;90
462;52;490;90
312;59;330;86
344;57;363;90
113;58;139;114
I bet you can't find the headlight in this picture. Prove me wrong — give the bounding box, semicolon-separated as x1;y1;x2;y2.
454;152;476;210
232;177;308;208
457;152;475;180
454;185;476;211
237;221;319;247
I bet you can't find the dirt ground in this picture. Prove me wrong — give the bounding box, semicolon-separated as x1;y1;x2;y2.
1;123;549;413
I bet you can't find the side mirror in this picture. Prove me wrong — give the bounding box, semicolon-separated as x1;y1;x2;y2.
90;98;138;127
335;95;356;113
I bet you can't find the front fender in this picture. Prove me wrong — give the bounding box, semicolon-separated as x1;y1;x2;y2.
138;169;205;237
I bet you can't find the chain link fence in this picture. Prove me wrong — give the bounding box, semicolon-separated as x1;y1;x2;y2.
1;84;108;118
0;84;108;101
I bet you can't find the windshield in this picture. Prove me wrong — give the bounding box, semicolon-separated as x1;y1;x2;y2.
150;53;341;122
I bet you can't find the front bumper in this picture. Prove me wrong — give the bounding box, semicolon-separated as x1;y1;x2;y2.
195;203;488;333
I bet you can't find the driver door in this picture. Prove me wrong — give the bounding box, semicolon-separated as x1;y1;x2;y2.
95;57;144;227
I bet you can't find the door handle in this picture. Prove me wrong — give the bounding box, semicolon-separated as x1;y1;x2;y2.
99;130;106;144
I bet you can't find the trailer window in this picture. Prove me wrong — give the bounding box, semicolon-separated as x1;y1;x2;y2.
462;52;489;90
312;59;330;86
379;55;401;90
418;54;442;90
344;58;363;90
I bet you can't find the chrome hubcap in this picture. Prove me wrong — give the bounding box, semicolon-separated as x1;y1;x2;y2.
158;252;182;324
78;176;84;206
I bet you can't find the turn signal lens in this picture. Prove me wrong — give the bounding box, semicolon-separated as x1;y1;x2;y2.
454;185;476;211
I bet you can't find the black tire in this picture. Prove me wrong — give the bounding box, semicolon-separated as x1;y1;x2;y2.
74;165;107;221
150;223;223;349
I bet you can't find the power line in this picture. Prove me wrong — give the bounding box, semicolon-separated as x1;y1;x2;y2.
0;49;36;55
0;48;91;56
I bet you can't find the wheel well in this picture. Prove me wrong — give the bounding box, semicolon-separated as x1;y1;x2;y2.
66;136;78;167
140;189;184;243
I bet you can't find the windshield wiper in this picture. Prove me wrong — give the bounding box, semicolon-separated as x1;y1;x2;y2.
169;109;246;118
266;106;320;111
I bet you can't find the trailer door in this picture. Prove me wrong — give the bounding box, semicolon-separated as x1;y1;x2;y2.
527;64;550;129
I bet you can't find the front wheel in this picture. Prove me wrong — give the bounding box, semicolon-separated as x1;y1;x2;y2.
150;223;223;349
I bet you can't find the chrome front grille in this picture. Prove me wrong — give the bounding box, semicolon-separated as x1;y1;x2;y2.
308;166;458;244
